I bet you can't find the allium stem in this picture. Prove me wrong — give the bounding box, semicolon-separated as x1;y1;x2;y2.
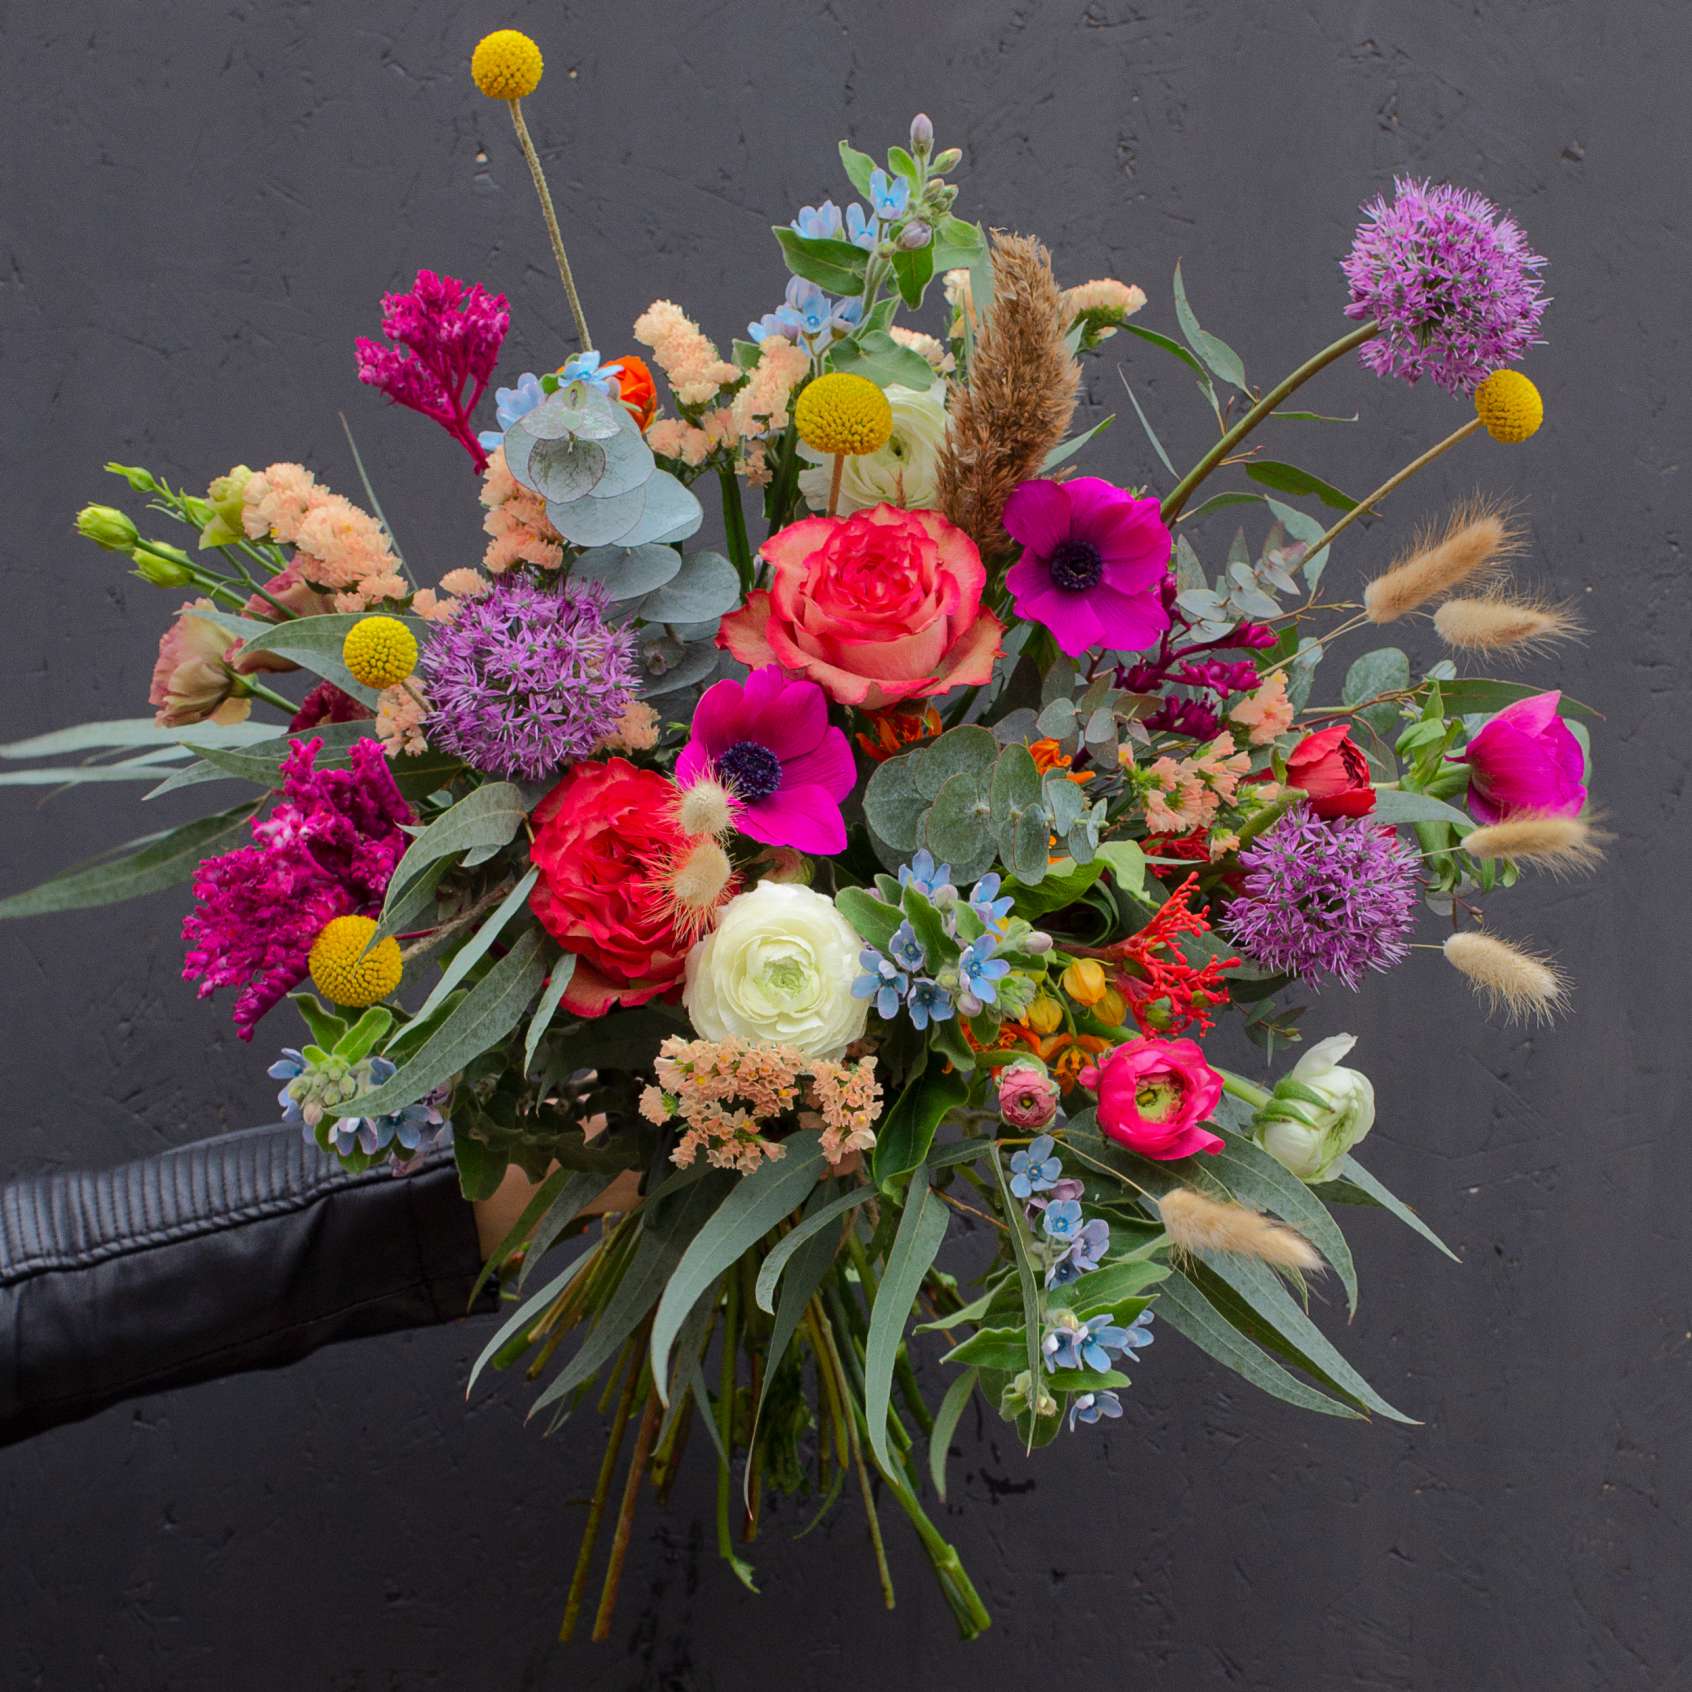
1298;416;1485;593
1162;323;1378;521
508;97;593;353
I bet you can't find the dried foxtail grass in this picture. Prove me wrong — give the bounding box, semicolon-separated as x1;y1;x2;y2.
1158;1187;1323;1273
1461;812;1606;875
1363;498;1522;624
1433;593;1582;657
936;231;1079;556
1442;929;1571;1023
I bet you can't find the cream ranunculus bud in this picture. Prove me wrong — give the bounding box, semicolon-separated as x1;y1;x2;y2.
683;882;868;1059
1253;1033;1376;1183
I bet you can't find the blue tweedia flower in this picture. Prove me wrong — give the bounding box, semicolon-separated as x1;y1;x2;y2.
1042;1313;1132;1374
776;278;837;344
791;200;845;240
968;873;1015;931
1046;1218;1110;1288
1068;1389;1124;1432
274;1049;452;1162
959;934;1011;1005
888;920;926;975
1118;1309;1156;1364
853;947;909;1020
898;848;953;899
1008;1133;1061;1200
845;202;876;249
557;350;625;395
747;310;801;345
868;167;911;222
906;978;953;1031
476;371;547;451
1041;1199;1084;1244
828;296;864;339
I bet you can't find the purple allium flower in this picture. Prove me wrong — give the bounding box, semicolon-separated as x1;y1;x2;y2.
356;268;511;471
1223;802;1421;988
419;577;639;781
1342;178;1548;395
183;739;413;1040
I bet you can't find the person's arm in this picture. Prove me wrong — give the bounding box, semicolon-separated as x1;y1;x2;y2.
0;1122;495;1447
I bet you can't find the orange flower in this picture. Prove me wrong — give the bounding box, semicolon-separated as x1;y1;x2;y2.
855;703;944;763
611;353;659;429
1029;737;1095;784
1035;1031;1113;1092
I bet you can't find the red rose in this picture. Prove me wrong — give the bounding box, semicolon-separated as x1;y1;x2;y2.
528;758;691;1016
1286;724;1375;819
1095;1037;1224;1161
718;505;1003;709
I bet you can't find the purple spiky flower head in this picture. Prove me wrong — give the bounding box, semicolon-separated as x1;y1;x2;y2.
1222;803;1420;989
419;576;640;781
1341;178;1548;395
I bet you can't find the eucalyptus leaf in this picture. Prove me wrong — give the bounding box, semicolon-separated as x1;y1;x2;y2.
0;717;285;760
1171;261;1248;391
1371;788;1475;830
1245;461;1357;512
570;544;683;601
379;783;528;928
411;869;538;1024
929;1366;978;1502
522;953;578;1075
637;550;739;622
753;1183;872;1313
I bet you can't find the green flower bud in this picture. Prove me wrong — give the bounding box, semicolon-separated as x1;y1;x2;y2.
1253;1034;1376;1183
929;147;962;175
104;462;161;494
199;465;253;549
129;548;195;588
76;504;139;551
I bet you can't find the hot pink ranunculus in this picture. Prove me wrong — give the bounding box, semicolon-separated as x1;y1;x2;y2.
1454;690;1586;823
675;665;857;855
718;505;1003;709
1095;1036;1224;1160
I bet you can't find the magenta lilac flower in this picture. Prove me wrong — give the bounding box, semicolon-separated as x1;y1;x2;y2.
675;664;856;854
182;738;413;1040
356;268;511;471
1003;477;1172;658
1342;178;1548;395
419;577;639;781
1222;802;1420;989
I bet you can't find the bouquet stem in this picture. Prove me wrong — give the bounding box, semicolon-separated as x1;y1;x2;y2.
507;97;593;352
560;1339;641;1642
592;1380;662;1642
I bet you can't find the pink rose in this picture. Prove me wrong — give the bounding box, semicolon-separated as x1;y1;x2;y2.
1096;1037;1224;1160
1454;690;1586;823
718;505;1003;709
997;1062;1060;1130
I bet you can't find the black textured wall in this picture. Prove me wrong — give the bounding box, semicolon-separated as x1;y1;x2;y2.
3;3;1688;1687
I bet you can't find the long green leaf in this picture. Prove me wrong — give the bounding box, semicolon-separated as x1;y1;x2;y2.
149;720;376;798
197;610;383;705
648;1134;827;1403
1156;1270;1361;1418
1119;373;1176;477
468;1165;569;1309
466;1243;596;1396
864;1172;950;1474
1371;788;1476;830
872;1061;967;1191
342;928;548;1118
0;800;260;919
0;718;284;759
376;782;529;937
1327;1154;1460;1263
988;1143;1046;1450
1245;460;1357;512
522;953;577;1075
1436;679;1598;720
929;1366;977;1502
0;763;200;786
517;1167;614;1292
1117;320;1213;386
753;1183;872;1313
411;869;538;1024
1171;260;1248;391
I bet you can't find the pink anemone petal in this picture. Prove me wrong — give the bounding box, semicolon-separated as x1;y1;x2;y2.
739;785;848;854
688;673;758;754
745;667;832;761
1016;584;1107;656
1086;583;1171;652
1001;478;1073;556
779;725;858;800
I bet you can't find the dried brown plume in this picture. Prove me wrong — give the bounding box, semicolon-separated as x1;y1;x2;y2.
1158;1187;1323;1273
1363;497;1522;624
1433;593;1582;657
1461;813;1606;876
936;231;1080;557
1442;930;1571;1023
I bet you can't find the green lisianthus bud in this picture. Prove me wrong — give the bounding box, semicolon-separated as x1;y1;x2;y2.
129;547;195;588
199;465;253;548
76;504;139;550
1253;1033;1375;1183
104;462;161;494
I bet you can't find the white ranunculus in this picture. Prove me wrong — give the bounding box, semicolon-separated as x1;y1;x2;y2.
684;882;868;1059
1253;1033;1376;1183
797;381;950;514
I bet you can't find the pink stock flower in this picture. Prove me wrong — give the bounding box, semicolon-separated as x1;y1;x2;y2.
1003;476;1172;658
1095;1036;1225;1160
181;738;413;1039
675;665;857;855
356;269;510;472
996;1062;1060;1131
1454;690;1587;823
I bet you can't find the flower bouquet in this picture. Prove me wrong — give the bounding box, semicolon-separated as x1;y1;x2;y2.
3;27;1601;1641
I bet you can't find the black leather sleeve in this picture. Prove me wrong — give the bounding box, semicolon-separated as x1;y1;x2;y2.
0;1123;494;1447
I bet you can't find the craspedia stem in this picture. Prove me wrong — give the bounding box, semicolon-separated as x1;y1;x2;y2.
507;97;593;352
827;454;845;518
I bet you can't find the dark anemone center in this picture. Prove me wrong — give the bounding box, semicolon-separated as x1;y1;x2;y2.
1048;539;1103;592
719;739;783;802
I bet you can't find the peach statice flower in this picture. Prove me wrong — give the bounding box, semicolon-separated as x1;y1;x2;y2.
479;446;564;573
633;299;739;408
1229;670;1294;746
1128;731;1249;833
376;682;429;757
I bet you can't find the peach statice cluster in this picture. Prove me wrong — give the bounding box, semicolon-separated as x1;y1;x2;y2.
10;24;1605;1643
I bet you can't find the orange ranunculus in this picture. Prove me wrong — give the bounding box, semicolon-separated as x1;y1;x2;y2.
610;354;659;429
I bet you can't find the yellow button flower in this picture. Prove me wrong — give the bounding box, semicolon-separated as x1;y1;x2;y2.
309;916;404;1008
342;615;418;688
470;29;544;100
1473;369;1543;443
794;373;894;457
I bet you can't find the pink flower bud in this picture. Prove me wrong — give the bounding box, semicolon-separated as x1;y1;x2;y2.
997;1062;1060;1130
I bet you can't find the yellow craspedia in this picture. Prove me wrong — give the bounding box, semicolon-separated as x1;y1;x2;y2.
342;615;418;688
470;29;544;100
1473;369;1543;443
794;372;894;457
309;916;404;1008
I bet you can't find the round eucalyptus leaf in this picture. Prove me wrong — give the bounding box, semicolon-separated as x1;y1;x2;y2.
614;470;704;549
923;772;995;880
639;549;740;622
864;755;927;852
571;544;683;601
913;724;998;801
549;481;649;547
526;435;607;503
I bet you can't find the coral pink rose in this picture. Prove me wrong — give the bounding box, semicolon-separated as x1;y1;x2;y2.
1095;1037;1224;1160
1453;690;1587;823
718;505;1003;709
528;758;693;1016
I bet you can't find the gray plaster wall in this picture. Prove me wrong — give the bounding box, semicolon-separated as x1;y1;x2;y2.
1;1;1687;1686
